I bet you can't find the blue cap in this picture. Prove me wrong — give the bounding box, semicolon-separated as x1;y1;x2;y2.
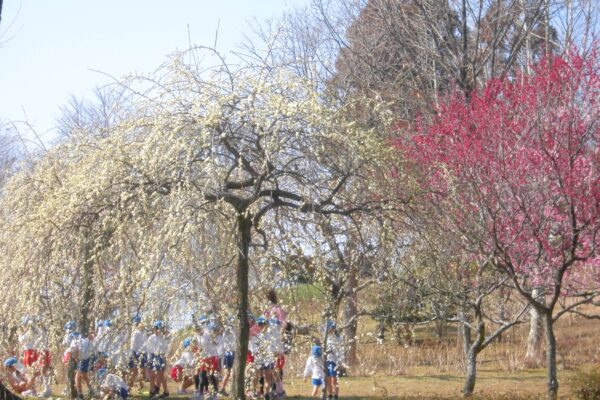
182;338;192;348
153;320;165;330
132;314;142;324
256;316;267;325
326;320;336;330
198;315;208;324
97;368;107;380
64;320;76;331
103;319;112;327
69;332;81;340
311;345;322;357
4;357;17;367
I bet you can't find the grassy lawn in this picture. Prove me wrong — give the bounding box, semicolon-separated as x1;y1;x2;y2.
40;369;578;399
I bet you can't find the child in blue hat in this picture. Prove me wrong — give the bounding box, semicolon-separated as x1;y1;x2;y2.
303;344;325;398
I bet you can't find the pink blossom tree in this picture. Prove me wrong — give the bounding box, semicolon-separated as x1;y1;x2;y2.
397;49;600;398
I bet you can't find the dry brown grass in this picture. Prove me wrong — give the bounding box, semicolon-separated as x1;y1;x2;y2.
279;302;600;399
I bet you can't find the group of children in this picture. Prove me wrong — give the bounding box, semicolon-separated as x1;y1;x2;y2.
1;294;344;400
303;320;342;400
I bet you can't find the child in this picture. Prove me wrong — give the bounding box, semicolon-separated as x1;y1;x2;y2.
127;314;147;392
70;331;96;399
145;320;169;398
96;320;112;359
268;318;286;398
219;317;236;396
325;321;342;400
62;321;78;363
18;316;40;369
34;325;52;397
171;337;196;395
198;321;219;396
62;322;80;396
3;357;38;396
303;345;325;399
250;316;273;398
97;368;129;399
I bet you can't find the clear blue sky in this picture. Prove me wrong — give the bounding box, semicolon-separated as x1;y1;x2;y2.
0;0;308;141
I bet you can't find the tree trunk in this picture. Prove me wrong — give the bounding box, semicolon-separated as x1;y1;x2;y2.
231;214;252;400
70;238;94;398
463;348;478;398
525;290;544;366
497;289;507;343
544;311;559;399
434;319;446;341
342;266;358;365
458;311;471;357
462;302;485;398
79;240;94;338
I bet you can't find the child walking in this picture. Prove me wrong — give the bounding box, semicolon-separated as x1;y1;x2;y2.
198;321;220;397
171;337;196;395
127;314;147;392
145;320;169;398
325;321;342;400
70;331;96;399
219;317;235;396
303;345;325;399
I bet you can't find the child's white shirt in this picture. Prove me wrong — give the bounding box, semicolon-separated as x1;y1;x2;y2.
326;334;343;363
175;350;195;369
96;326;111;353
63;332;79;355
267;325;284;355
222;328;236;353
145;333;168;355
130;328;147;353
199;332;218;357
18;328;37;350
102;373;128;391
251;330;273;365
72;337;95;360
303;355;325;381
34;328;49;350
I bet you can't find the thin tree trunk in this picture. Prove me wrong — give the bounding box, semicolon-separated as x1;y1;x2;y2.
462;301;485;398
342;266;358;365
79;240;94;338
525;290;544;366
70;238;94;399
459;311;471;357
435;320;446;341
231;214;251;400
497;288;507;343
544;311;559;399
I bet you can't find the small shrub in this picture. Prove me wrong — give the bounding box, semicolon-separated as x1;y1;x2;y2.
570;368;600;400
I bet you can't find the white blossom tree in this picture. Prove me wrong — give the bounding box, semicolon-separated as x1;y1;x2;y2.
0;48;390;399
